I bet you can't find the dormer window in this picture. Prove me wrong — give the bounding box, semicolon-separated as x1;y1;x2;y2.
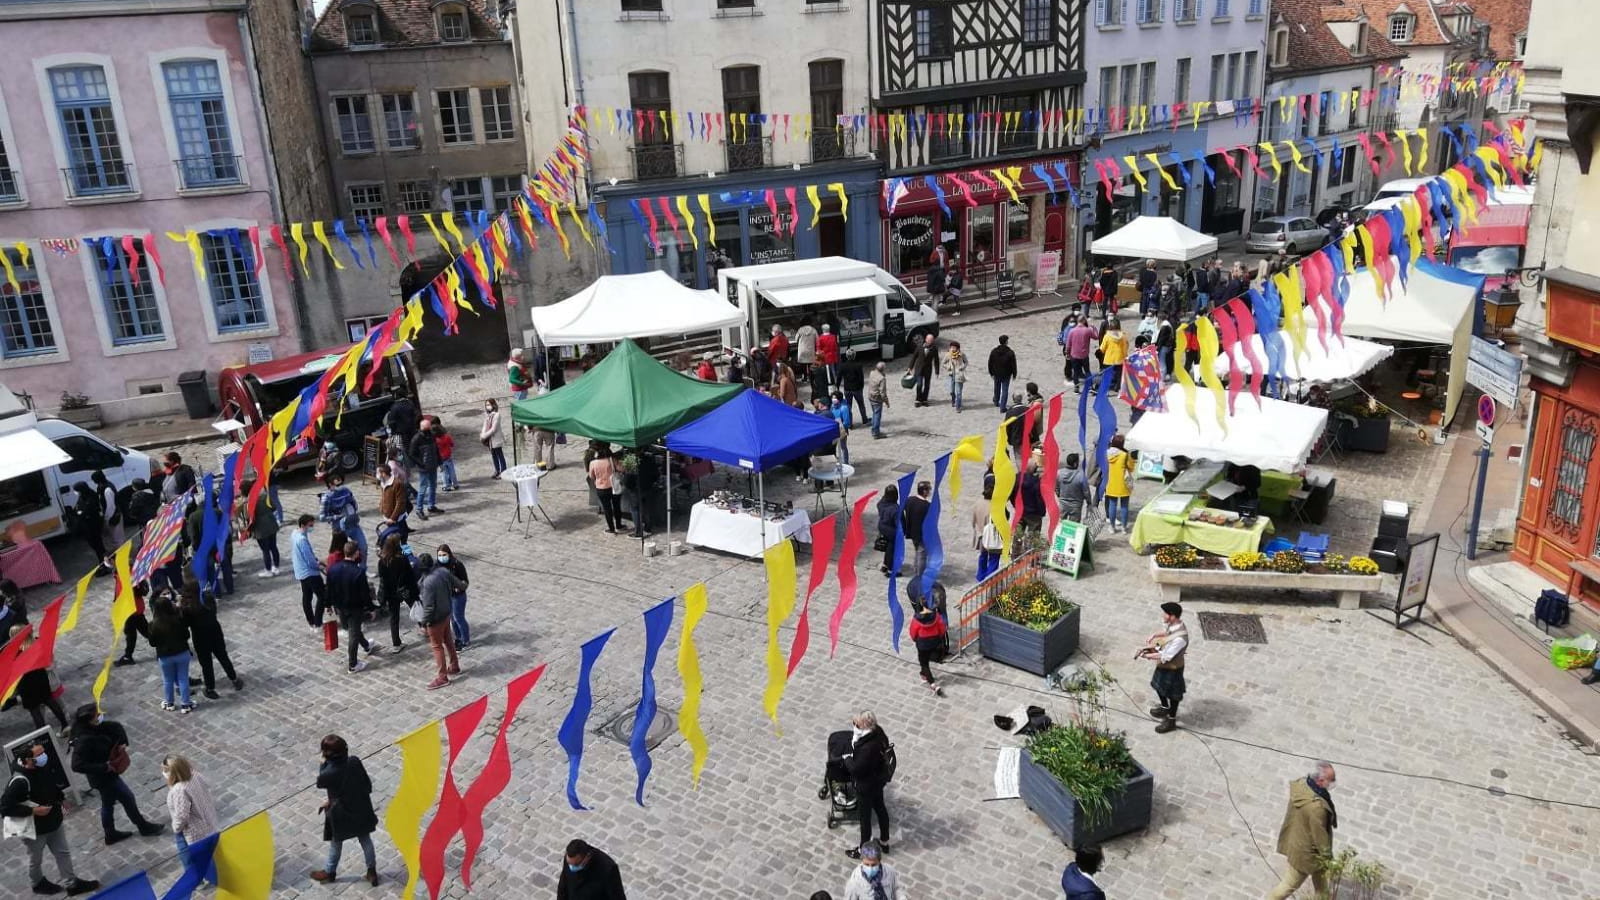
1271;26;1289;66
1389;13;1414;42
1354;22;1369;54
347;11;379;45
438;4;470;42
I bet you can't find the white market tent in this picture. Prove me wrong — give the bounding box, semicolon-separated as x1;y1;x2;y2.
1208;334;1394;383
1127;384;1330;472
1341;258;1484;426
1090;216;1219;262
530;271;744;345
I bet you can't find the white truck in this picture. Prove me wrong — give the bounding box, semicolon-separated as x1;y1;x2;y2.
0;385;156;541
717;257;939;360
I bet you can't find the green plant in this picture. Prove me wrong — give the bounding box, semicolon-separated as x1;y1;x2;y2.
1316;848;1389;899
1024;722;1137;829
1229;550;1267;571
1323;553;1349;573
1335;396;1389;419
1270;549;1305;573
990;578;1076;632
1348;555;1379;576
1154;544;1199;568
59;390;91;410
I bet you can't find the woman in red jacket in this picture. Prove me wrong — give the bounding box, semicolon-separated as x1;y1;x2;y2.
909;603;947;696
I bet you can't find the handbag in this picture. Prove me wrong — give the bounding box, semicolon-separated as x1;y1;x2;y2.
873;534;889;553
900;373;918;390
408;603;428;626
323;621;339;651
2;775;35;841
109;744;130;776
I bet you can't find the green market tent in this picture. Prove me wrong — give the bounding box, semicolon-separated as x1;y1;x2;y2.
509;339;744;447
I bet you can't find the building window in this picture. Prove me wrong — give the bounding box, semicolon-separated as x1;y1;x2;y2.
1174;57;1191;105
162;60;238;189
889;212;938;275
200;232;267;333
1354;23;1368;54
1242;51;1257;96
1209;54;1224;102
1007;200;1032;246
1271;27;1289;66
1548;410;1597;542
489;175;521;212
438;4;470;41
95;237;164;345
722;65;763;172
348;183;386;219
628;70;676;177
1247;0;1262;15
970;205;996;263
436;89;474;144
1387;14;1414;41
997;94;1034;152
346;12;379;46
0;247;55;358
809;59;846;161
334;95;375;155
448;177;485;214
717;0;755;7
381;93;419;149
398;179;433;212
1022;0;1054;44
1516;33;1527;58
1136;0;1162;25
1225;52;1240;98
1174;0;1197;22
1213;0;1229;15
1098;68;1115;118
1095;0;1123;26
914;5;953;59
345;315;387;342
928;101;968;162
1139;62;1156;108
1119;64;1136;112
621;0;663;10
482;87;514;141
49;66;131;196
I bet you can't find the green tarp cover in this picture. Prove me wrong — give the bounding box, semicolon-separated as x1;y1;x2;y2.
509;339;743;446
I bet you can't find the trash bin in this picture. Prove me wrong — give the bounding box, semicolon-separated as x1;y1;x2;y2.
177;370;212;419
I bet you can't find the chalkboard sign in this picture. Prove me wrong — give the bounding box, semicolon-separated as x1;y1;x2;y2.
882;312;907;354
3;727;76;801
362;434;385;480
996;269;1017;306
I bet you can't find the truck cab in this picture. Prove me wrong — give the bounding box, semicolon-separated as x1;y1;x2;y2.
717;257;939;360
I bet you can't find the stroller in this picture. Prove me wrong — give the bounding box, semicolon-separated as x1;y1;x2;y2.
818;730;861;830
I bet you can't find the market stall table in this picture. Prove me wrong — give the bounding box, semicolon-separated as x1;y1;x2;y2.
1129;490;1273;556
504;464;552;536
807;463;855;511
686;501;812;558
0;538;61;589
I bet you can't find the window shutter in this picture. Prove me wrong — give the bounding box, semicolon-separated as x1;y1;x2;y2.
1096;0;1106;26
1121;0;1128;25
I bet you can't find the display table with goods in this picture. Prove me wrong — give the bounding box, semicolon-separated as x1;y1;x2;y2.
1148;547;1380;609
686;491;812;558
1128;489;1272;557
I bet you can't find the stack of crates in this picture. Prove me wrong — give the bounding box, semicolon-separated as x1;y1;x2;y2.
1370;500;1410;574
1294;532;1330;563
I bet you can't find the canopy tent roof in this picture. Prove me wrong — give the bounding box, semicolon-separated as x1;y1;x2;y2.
764;278;886;308
1209;335;1394;383
1090;216;1219;262
529;271;743;345
509;340;743;446
1126;385;1330;472
664;390;840;473
0;429;71;482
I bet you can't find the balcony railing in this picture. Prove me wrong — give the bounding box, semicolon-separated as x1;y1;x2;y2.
810;127;857;163
61;161;134;199
726;134;773;172
630;142;683;181
0;168;18;201
174;154;244;190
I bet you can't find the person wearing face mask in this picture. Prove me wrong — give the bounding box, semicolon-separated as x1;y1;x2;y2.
842;711;893;857
556;838;625;900
4;743;102;895
480;399;508;478
842;840;903;900
310;734;379;886
67;704;165;845
434;544;471;652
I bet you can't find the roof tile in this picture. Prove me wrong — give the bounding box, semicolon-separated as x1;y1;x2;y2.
311;0;504;52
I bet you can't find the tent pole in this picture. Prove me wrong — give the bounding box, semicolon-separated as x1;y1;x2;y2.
665;448;673;540
759;474;767;554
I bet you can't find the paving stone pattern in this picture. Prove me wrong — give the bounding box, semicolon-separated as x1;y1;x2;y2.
7;309;1600;899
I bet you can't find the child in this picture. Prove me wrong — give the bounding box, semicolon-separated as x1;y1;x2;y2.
436;425;458;491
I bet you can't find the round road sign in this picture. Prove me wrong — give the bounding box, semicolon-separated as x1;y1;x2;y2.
1477;394;1496;427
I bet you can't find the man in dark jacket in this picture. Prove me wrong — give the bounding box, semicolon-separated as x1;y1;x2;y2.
67;704;163;844
839;362;867;423
1096;266;1119;311
843;711;892;856
1136;258;1159;315
987;335;1018;409
906;333;938;407
1206;257;1224;299
557;838;627;900
1061;846;1107;899
416;554;462;690
125;479;159;533
385;395;418;451
327;543;376;673
4;743;101;895
407;421;441;519
901;481;933;588
159;453;196;503
65;482;109;572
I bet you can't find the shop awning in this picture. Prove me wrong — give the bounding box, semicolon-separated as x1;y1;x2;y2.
0;429;71;482
761;278;887;309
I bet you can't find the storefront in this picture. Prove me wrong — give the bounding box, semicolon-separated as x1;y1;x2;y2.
598;159;881;290
882;155;1082;297
1089;130;1209;241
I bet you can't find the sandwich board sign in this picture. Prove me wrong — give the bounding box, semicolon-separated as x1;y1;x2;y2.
1045;519;1093;578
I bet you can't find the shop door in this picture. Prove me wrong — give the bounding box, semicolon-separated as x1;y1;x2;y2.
818;210;846;257
1043;204;1067;270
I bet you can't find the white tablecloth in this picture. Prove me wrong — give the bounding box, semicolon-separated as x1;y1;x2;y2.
505;464;547;508
686;502;811;557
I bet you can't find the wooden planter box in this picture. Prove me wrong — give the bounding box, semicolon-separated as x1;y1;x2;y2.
1148;558;1379;610
978;606;1080;676
1338;415;1391;453
57;405;102;430
1020;750;1154;847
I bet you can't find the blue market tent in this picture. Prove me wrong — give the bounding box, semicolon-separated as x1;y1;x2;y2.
665;389;840;472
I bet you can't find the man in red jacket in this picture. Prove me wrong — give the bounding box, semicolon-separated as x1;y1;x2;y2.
816;324;840;386
767;324;790;378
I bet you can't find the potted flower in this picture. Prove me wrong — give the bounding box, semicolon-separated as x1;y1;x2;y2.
979;576;1080;676
1335;396;1390;453
56;391;102;430
1018;668;1154;846
1153;544;1199;569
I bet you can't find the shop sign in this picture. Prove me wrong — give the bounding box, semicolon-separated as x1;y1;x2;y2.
891;215;934;248
1466;336;1522;409
1045;519;1093;578
1035;251;1061;293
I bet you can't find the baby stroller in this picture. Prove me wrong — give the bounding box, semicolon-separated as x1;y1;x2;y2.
818;730;861;830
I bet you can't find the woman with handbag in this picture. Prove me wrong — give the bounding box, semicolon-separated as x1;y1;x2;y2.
68;704;164;844
436;543;471;652
242;484;281;577
8;625;67;730
971;485;1004;583
310;734;379;886
376;535;417;650
161;755;219;873
148;593;195;714
875;484;900;575
480;399;507;478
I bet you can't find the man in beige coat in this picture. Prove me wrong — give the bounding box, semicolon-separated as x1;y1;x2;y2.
1267;761;1337;898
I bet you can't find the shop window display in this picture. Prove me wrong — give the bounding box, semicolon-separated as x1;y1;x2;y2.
749;208;794;264
1007;200;1033;246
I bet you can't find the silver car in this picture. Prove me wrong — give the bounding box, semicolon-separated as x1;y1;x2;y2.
1246;216;1329;255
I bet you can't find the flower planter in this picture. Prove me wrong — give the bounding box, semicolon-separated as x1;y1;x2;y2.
978;606;1080;676
1148;558;1378;609
1019;750;1153;847
1338;414;1390;453
57;405;102;430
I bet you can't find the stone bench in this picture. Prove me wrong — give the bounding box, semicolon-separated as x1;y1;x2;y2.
1148;559;1378;610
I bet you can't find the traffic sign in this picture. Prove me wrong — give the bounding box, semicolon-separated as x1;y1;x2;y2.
1477;395;1496;427
1476;420;1495;444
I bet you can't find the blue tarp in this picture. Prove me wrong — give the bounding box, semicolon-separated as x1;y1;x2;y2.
665;390;840;473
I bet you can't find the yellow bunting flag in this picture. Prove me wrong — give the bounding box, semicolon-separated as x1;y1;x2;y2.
1173;323;1199;429
676;195;699;249
1530;138;1544;173
59;569;97;635
1416;129;1431;174
1278;95;1293;122
400;297;426;342
91;542;136;708
441;213;468;253
1191;101;1209;130
543;198;573;260
989;420;1016;564
1475;147;1507;188
13;242;30;269
444;265;470;312
1283;140;1310;174
1258;142;1283;182
1338;230;1357;277
310;221;344;269
806;185;823;228
1274;269;1309;364
0;248;17;295
1194;316;1227;435
1146;154;1180;190
676;582;710;787
658;108;670;139
1396;130;1414;175
1122;157;1148;191
697;194;715;245
1355;225;1385;300
949;434;985;501
289;223;311;276
386;721;442;900
214;811;275;900
828;182;849;221
761;540;798;733
420;213;449;253
566;201;593;247
1402;197;1423;265
166;230;206;280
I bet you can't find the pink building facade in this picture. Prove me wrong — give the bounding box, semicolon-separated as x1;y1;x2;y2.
0;0;302;421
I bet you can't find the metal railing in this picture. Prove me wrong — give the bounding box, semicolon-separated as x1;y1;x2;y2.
61;161;134;198
809;127;857;163
0;168;17;201
952;550;1043;654
726;134;772;172
630;142;683;180
174;154;244;190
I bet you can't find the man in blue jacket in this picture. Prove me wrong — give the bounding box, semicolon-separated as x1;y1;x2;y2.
291;515;326;630
1061;846;1106;899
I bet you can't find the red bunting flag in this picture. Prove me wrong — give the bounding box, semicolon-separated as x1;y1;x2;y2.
1011;403;1038;534
363;308;405;394
787;514;837;678
419;695;490;900
1211;304;1245;415
246;226;265;276
1040;394;1063;537
121;235;141;286
0;597;62;701
657;197;682;242
267;224;294;283
374;217;402;268
785;187;800;237
829;490;879;657
397;215;418;258
142;233;166;286
1224;297;1265;409
458;665;545;890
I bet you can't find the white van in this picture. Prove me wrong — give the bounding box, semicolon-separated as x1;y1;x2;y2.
717;257;940;360
1;386;156;540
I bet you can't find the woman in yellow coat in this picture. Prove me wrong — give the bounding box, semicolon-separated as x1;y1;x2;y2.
1103;434;1135;534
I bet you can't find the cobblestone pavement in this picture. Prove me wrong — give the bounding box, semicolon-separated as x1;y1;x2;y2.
8;307;1600;899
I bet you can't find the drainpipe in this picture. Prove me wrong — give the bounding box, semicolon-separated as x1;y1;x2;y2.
561;0;605;282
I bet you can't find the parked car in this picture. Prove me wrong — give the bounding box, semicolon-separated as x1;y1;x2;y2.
1246;216;1329;255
